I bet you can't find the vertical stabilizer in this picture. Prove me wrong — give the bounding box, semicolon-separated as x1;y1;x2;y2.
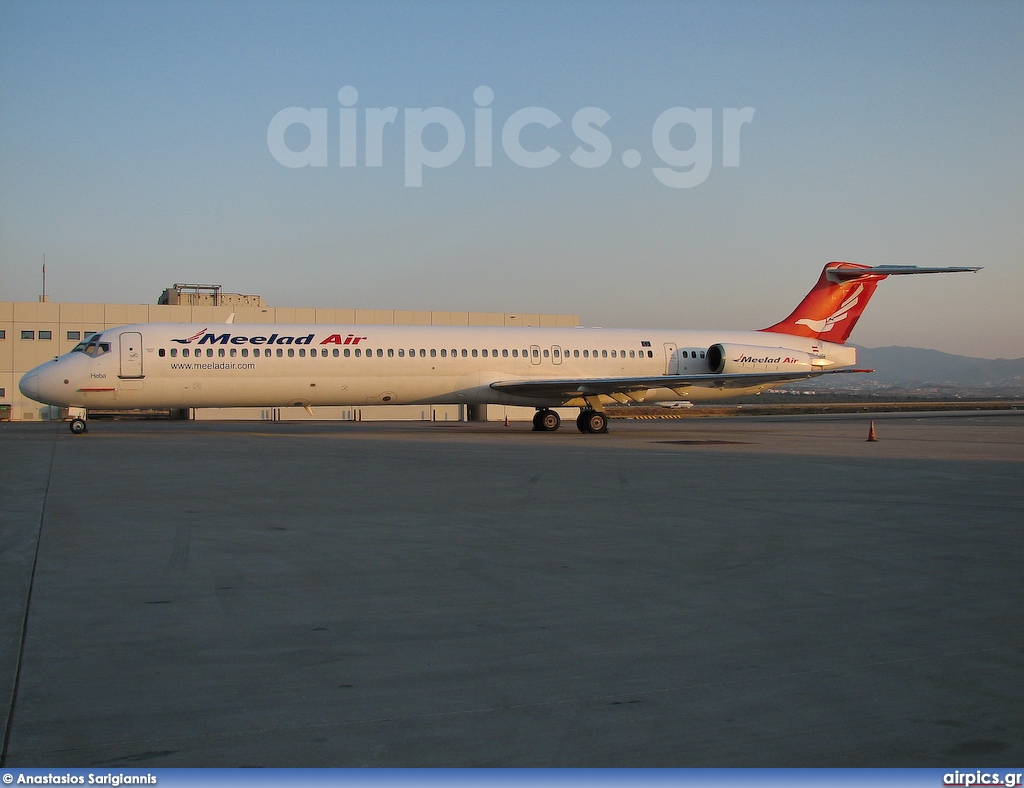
760;262;980;344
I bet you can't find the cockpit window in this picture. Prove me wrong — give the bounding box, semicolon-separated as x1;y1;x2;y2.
78;341;111;357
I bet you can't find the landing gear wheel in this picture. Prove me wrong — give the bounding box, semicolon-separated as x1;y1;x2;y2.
580;410;608;434
69;418;88;435
533;409;561;432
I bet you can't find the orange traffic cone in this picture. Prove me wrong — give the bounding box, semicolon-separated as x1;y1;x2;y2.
866;420;878;442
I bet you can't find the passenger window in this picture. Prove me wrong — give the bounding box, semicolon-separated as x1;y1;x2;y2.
472;349;478;357
158;348;166;357
229;349;236;357
630;350;635;358
461;349;468;357
502;349;508;357
398;349;404;357
388;348;395;357
344;348;350;357
170;348;177;357
298;348;306;357
440;349;447;357
332;348;339;357
430;349;436;357
512;349;518;358
583;350;589;358
481;349;487;358
700;351;705;358
419;349;426;357
241;349;248;357
355;348;361;357
219;348;226;357
276;348;283;357
288;348;295;357
574;350;580;358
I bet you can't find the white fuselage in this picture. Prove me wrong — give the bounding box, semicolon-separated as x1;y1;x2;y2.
19;322;857;411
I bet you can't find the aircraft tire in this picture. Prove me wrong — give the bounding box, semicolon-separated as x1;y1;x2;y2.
582;411;608;434
69;418;88;435
537;409;560;432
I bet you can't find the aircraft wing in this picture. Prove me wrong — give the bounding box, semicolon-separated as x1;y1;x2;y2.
490;368;871;401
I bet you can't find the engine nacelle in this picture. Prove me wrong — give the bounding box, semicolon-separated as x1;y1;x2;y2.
706;343;825;374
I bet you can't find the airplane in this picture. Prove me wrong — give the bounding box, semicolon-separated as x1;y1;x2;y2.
19;262;980;435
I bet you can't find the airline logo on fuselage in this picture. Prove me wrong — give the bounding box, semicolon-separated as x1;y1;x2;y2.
733;354;802;364
170;330;368;346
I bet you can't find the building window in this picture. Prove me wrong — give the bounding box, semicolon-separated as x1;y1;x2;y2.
21;330;34;340
0;388;5;397
0;330;5;340
84;331;98;339
67;331;81;341
38;330;52;340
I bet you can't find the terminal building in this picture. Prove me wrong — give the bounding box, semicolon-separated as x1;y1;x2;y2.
1;285;579;423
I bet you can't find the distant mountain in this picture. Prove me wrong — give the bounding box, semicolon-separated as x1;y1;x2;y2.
808;346;1024;393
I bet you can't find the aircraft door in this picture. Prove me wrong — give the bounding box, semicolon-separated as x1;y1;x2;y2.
530;345;541;365
119;332;144;378
664;343;678;374
551;345;563;365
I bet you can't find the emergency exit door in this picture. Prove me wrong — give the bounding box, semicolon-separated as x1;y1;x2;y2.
119;332;144;378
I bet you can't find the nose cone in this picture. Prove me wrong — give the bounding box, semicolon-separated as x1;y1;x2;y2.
19;369;40;400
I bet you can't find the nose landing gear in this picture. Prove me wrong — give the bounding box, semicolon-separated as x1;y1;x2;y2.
67;407;88;434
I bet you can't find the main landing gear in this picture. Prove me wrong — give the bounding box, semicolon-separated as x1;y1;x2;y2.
532;408;608;434
576;409;608;434
532;408;561;432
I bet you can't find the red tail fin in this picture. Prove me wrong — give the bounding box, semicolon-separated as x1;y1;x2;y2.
761;262;982;345
760;263;886;344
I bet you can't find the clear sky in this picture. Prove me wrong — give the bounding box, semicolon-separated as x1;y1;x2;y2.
1;0;1021;358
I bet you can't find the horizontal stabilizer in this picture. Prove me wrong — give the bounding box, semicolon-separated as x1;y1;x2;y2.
826;265;982;283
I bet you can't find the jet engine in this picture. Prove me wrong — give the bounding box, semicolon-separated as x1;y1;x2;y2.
706;343;828;374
